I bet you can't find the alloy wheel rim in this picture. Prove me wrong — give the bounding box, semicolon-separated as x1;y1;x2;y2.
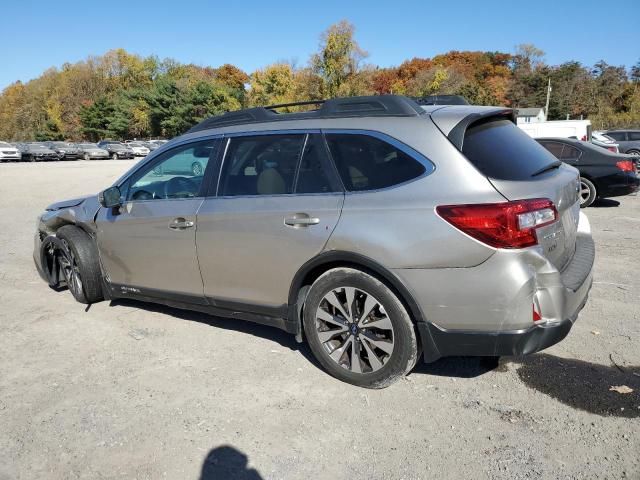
579;181;590;204
315;286;394;374
58;240;83;296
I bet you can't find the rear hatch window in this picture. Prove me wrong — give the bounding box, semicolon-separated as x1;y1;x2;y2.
460;117;581;270
462;119;558;180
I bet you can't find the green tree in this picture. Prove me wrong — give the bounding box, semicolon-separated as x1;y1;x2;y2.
311;20;367;97
79;97;116;140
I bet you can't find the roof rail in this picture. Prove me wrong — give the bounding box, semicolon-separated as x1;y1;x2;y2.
265;100;325;110
187;95;425;133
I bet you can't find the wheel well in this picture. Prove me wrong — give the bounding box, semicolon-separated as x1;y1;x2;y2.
289;253;426;327
580;175;598;193
289;253;433;356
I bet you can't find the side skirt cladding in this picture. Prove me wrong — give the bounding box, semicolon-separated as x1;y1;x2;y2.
104;281;297;334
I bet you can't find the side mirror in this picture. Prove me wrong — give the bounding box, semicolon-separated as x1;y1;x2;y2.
99;186;122;208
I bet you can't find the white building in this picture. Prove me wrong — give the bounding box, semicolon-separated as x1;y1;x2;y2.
516;107;546;124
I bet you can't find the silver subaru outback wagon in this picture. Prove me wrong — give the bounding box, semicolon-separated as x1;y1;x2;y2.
34;95;595;388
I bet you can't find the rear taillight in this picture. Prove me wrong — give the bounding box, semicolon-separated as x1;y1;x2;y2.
607;146;617;153
436;198;558;249
616;160;635;172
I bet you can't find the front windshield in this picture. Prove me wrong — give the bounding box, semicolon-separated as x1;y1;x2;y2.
79;143;98;148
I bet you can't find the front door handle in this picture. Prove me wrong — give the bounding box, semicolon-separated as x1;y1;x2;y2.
169;217;195;230
284;213;320;227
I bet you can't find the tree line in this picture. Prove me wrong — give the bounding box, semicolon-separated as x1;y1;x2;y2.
1;20;638;141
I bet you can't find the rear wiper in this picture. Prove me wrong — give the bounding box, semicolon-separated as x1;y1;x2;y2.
531;161;562;177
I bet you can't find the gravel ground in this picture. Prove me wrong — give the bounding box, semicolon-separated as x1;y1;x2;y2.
0;160;638;480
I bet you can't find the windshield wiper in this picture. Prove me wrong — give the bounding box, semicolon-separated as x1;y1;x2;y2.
531;160;562;177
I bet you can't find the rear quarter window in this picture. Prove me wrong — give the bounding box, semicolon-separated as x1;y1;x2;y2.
462;119;558;180
325;133;428;191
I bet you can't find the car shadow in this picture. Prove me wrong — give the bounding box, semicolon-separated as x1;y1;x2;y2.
412;356;502;379
108;298;321;368
200;445;263;480
511;353;639;418
591;198;621;207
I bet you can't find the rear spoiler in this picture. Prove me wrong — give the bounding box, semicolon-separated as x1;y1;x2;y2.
429;107;516;150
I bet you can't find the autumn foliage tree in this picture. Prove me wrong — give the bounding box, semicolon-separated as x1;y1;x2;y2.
0;23;638;141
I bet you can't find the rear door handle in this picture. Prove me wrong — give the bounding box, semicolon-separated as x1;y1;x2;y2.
169;217;195;230
284;214;320;227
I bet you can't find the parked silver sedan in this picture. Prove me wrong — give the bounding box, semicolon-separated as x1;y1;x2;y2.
76;143;110;160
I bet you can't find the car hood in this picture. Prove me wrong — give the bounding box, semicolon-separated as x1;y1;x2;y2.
46;195;94;211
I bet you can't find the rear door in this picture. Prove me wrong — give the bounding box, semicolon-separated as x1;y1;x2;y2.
196;132;344;310
461;119;581;270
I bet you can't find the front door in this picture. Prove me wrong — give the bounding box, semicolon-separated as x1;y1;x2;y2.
196;133;344;310
95;139;220;301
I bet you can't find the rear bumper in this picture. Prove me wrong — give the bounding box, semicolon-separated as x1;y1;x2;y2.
597;172;639;198
399;212;595;362
418;272;591;359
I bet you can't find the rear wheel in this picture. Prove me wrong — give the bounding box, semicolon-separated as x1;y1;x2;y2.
303;268;418;388
579;177;597;207
56;226;104;304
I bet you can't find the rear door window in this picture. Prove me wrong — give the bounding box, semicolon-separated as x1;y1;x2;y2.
539;141;565;158
295;134;341;194
324;133;427;191
628;132;640;141
560;144;581;161
219;134;304;196
607;132;627;141
462;119;558;180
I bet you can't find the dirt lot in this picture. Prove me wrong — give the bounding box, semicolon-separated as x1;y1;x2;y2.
0;160;638;480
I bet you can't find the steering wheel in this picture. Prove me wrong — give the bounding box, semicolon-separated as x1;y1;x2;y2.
131;189;154;201
164;176;197;199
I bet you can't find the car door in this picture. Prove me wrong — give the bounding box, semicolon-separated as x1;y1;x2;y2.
95;138;220;302
196;132;344;311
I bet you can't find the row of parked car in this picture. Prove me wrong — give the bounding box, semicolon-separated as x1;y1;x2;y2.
0;139;168;162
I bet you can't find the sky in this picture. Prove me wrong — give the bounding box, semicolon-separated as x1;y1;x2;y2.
1;0;638;90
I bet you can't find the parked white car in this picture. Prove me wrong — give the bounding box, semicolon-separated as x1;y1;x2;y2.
0;141;22;161
124;141;150;157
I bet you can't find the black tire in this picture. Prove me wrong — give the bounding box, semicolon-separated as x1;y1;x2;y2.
579;177;597;208
56;225;104;304
303;267;418;388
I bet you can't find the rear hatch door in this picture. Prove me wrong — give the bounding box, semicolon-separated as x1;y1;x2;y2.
453;116;580;270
